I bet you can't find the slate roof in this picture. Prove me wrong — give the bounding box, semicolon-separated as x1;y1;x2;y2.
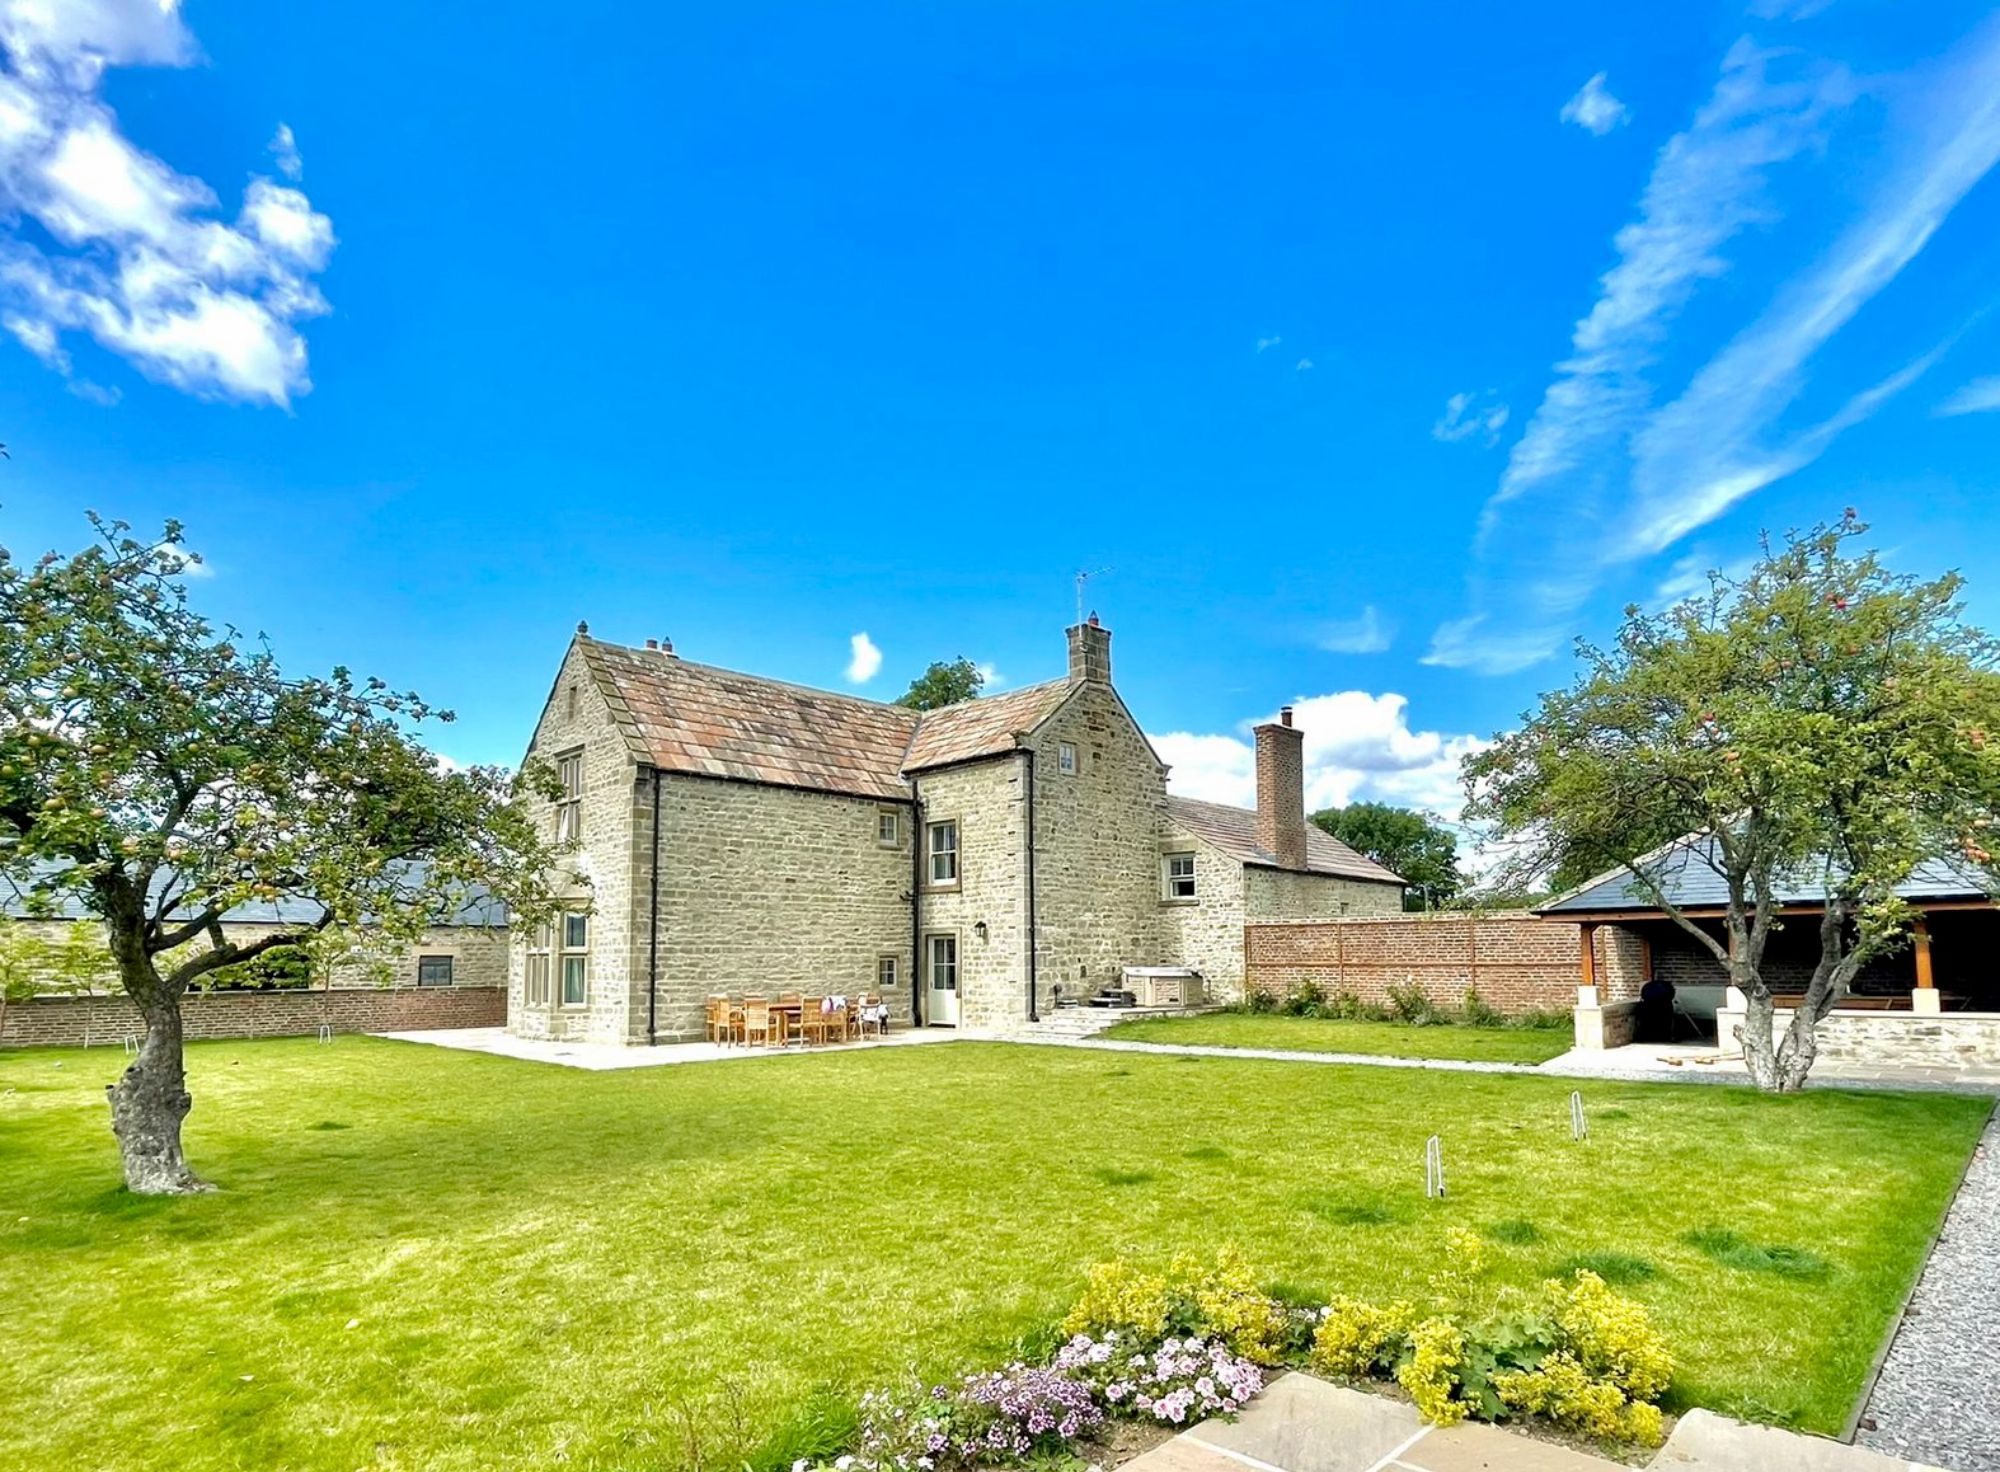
901;680;1075;773
580;640;921;802
1166;796;1406;885
0;860;507;926
1538;834;1994;915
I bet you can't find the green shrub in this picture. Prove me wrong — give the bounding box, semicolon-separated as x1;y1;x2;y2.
1283;981;1329;1018
1386;982;1445;1026
1460;988;1505;1028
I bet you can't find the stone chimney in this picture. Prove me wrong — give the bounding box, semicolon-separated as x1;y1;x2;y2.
1254;705;1308;870
1067;612;1111;686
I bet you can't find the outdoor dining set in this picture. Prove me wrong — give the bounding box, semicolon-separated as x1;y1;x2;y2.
704;993;893;1047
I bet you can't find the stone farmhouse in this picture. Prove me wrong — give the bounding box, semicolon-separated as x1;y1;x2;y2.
510;617;1405;1044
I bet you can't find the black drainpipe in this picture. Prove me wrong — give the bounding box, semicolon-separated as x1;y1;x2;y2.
1022;747;1039;1022
909;780;924;1023
646;766;662;1046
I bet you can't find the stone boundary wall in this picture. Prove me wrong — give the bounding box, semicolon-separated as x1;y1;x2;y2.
1243;912;1593;1016
0;986;505;1049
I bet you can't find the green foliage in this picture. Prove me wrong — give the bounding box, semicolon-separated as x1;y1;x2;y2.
0;919;111;1005
1459;988;1504;1028
1310;801;1465;909
197;943;312;992
897;657;986;710
1062;1248;1291;1365
1465;512;2000;1089
1310;1296;1414;1378
1385;982;1445;1026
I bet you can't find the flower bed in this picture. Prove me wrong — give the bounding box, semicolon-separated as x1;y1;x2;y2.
797;1241;1673;1471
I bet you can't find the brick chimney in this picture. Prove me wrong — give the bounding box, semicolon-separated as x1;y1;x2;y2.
1254;705;1308;870
1067;612;1111;686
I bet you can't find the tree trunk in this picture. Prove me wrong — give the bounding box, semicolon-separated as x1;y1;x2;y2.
105;970;210;1195
1736;969;1781;1090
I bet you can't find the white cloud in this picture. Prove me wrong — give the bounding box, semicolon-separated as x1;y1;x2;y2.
1428;19;2000;675
1431;390;1510;446
845;631;882;684
975;661;1004;690
0;0;336;405
1561;72;1630;136
1152;692;1489;822
1937;374;2000;416
1295;357;1313;371
1255;334;1282;352
1318;605;1393;655
268;122;302;181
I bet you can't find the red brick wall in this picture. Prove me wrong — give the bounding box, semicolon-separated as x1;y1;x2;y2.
0;986;504;1049
1244;912;1589;1015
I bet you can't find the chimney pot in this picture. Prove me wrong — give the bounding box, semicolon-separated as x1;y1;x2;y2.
576;620;589;636
661;637;675;657
644;638;658;650
1281;705;1294;727
1088;610;1101;627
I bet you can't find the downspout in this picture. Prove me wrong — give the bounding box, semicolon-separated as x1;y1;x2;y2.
646;766;662;1046
1022;747;1039;1022
909;779;924;1023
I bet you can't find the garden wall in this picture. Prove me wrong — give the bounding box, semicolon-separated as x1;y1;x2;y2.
1242;911;1612;1015
0;985;505;1049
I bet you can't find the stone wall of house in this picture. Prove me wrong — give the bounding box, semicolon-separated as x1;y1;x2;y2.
914;756;1027;1030
1025;684;1177;1015
0;984;505;1048
644;773;914;1039
509;637;638;1045
1244;911;1586;1015
1247;868;1404;921
3;918;507;991
1158;835;1248;999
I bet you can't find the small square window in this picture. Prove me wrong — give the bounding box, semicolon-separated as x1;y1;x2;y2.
877;956;898;992
416;954;454;987
877;811;900;847
1058;742;1078;775
1163;852;1196;900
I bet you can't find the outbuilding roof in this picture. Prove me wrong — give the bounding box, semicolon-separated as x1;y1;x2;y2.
1166;796;1405;886
1537;834;1994;916
0;860;507;927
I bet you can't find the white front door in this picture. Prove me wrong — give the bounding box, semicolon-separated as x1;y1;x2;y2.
927;934;960;1027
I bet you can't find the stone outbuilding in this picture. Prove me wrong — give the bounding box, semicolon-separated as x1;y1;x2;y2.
510;617;1406;1044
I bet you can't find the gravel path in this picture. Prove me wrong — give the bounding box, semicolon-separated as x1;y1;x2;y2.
1857;1108;2000;1471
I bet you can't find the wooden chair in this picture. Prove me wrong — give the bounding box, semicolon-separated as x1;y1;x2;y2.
804;999;847;1046
740;997;773;1048
705;994;736;1045
793;996;825;1045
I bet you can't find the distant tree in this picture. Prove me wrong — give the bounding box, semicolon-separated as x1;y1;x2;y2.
1310;801;1463;910
1465;513;2000;1091
898;658;986;711
0;916;111;1041
0;516;574;1193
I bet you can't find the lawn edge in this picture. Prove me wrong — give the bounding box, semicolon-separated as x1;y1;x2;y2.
1838;1095;1998;1444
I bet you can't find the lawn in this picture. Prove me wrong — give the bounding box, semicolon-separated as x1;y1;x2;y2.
1100;1011;1576;1064
1;1038;1987;1472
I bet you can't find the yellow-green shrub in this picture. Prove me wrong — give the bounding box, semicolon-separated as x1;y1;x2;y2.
1425;1226;1488;1312
1062;1258;1169;1340
1546;1270;1672;1402
1309;1296;1413;1378
1491;1352;1665;1447
1397;1317;1469;1426
1185;1247;1290;1366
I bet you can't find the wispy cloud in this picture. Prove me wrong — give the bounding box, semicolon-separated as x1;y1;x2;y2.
1560;72;1630;136
1255;334;1282;352
1152;691;1488;820
268;123;303;181
974;661;1004;690
1427;18;2000;676
1318;605;1394;655
0;0;336;406
1295;357;1313;372
1432;390;1510;446
1937;374;2000;416
845;632;882;684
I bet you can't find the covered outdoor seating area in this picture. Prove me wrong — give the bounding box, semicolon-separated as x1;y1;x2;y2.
703;992;893;1048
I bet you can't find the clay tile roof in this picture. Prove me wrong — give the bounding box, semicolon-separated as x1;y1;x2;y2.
902;680;1075;772
1165;795;1405;885
581;640;919;801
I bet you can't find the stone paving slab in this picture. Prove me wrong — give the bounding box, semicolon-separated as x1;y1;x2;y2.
1175;1372;1429;1472
373;1025;957;1070
1401;1420;1627;1471
1657;1410;1946;1471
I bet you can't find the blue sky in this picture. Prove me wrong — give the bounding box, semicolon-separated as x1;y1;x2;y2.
3;1;2000;822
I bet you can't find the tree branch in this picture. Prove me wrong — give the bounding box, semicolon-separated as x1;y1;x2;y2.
165;914;334;992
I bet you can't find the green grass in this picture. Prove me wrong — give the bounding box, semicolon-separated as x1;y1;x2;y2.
0;1038;1987;1470
1098;1011;1576;1063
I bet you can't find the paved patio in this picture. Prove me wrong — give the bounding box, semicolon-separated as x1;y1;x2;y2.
374;1025;957;1070
1125;1372;1950;1472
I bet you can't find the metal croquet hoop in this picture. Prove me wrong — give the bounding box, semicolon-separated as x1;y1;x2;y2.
122;1034;139;1057
317;1023;333;1045
1570;1090;1588;1141
1424;1134;1446;1199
